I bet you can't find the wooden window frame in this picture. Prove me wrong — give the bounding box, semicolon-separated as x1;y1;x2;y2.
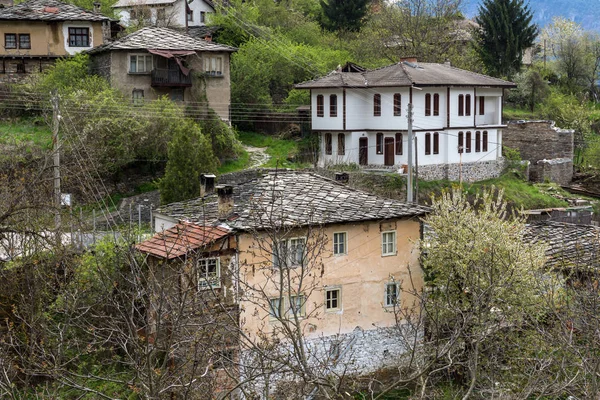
68;27;90;47
288;294;306;318
373;94;381;116
425;132;431;155
458;131;464;153
433;132;439;155
395;132;402;155
203;56;223;76
325;132;332;155
465;94;471;116
475;131;481;152
197;257;220;290
129;54;153;74
269;297;282;319
330;94;337;117
458;94;464;116
425;93;431;116
316;94;324;117
325;288;341;311
479;96;485;115
384;282;400;307
433;93;440;116
483;131;488;152
333;232;347;255
4;33;16;49
132;89;144;105
376;132;384;154
466;131;472;153
393;93;401;116
337;133;345;155
381;231;396;256
18;34;30;49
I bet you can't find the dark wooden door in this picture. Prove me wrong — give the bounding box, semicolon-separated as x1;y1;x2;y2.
384;137;395;166
359;137;368;165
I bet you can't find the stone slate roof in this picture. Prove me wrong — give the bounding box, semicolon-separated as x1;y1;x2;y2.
295;61;515;89
524;221;600;271
0;0;112;21
135;222;231;259
155;171;430;230
86;26;236;54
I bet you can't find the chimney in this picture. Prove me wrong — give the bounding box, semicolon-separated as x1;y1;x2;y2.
216;185;234;220
200;173;216;197
335;172;349;184
93;1;101;13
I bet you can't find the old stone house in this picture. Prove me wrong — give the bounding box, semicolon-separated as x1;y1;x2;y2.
112;0;215;29
146;170;429;395
87;26;235;121
295;61;516;182
0;0;114;83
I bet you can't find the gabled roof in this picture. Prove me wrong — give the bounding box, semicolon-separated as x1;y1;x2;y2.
295;61;516;89
155;171;430;230
135;222;231;259
524;221;600;271
86;26;236;54
0;0;112;21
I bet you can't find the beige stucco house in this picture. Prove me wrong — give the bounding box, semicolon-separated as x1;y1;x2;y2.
0;0;113;83
87;26;236;121
148;170;429;394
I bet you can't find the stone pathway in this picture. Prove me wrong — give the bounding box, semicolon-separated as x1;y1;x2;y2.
244;145;270;168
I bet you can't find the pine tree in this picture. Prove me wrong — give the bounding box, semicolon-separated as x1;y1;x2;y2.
319;0;371;32
158;120;218;204
474;0;538;78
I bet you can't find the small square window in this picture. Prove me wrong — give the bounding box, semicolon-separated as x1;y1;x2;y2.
381;231;396;256
325;288;340;311
288;238;305;266
197;258;220;289
132;89;144;105
269;297;282;319
68;27;90;47
18;34;30;49
333;232;346;255
385;283;399;307
288;295;306;318
5;34;16;49
204;56;222;76
129;54;153;73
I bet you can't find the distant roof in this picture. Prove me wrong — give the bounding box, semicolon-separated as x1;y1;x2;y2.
86;26;236;54
136;222;231;259
113;0;176;8
295;61;516;89
0;0;112;21
524;221;600;270
155;171;430;230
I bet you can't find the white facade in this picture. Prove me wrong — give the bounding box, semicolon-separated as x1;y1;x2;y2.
114;0;214;28
313;86;505;171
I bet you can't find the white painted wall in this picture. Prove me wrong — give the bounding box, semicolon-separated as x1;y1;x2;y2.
115;0;213;27
62;22;94;55
345;88;410;131
410;88;446;130
154;214;177;233
311;88;344;131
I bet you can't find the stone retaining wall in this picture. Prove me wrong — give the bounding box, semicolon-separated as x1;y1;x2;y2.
417;159;506;182
537;158;573;186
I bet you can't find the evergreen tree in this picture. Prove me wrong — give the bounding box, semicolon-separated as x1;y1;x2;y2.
319;0;371;32
158;120;218;204
474;0;538;78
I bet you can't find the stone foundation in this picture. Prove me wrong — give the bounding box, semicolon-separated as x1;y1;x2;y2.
240;325;416;399
417;159;506;182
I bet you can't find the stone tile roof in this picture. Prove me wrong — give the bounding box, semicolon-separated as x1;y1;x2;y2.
0;0;112;21
86;26;236;54
295;61;515;89
524;221;600;271
135;222;231;259
155;171;430;230
112;0;176;8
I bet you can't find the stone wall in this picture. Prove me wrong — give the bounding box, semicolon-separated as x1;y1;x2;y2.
89;51;112;82
417;159;506;182
0;58;55;84
240;325;415;399
503;120;574;184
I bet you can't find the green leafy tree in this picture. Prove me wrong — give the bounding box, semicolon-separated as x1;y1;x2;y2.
474;0;538;78
319;0;371;32
159;120;218;204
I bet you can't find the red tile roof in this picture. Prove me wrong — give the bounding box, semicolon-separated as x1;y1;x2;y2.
136;222;231;259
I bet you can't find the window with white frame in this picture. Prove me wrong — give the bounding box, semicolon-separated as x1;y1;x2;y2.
204;56;223;76
325;288;341;311
129;54;153;73
384;282;399;307
197;257;220;289
132;89;144;105
273;237;306;268
288;294;306;317
269;297;282;319
381;231;396;256
333;232;347;255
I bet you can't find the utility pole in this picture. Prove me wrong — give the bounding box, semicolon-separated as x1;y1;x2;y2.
51;91;61;236
414;135;418;205
406;103;413;203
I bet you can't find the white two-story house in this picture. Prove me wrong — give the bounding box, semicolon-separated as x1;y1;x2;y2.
295;61;516;181
112;0;215;29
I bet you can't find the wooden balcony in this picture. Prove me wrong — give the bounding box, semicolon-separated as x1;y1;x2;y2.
151;68;192;87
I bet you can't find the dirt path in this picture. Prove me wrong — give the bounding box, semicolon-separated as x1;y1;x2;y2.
244;145;270;168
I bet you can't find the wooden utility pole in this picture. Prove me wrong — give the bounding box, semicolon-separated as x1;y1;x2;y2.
414;135;418;205
51;91;61;235
406;103;413;203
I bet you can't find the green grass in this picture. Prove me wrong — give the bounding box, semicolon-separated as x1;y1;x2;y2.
218;148;251;174
418;173;570;210
238;131;308;169
503;106;542;121
0;118;52;149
